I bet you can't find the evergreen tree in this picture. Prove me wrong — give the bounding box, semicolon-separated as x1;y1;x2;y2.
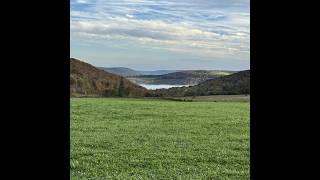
118;77;125;97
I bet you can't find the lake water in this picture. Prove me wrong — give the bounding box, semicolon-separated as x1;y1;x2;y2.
139;84;190;90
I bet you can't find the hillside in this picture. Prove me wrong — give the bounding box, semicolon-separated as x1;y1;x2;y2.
149;70;250;97
138;70;178;75
98;67;142;77
128;70;235;85
99;67;178;77
70;58;148;97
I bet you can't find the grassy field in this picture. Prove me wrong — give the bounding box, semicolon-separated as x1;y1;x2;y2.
71;98;250;179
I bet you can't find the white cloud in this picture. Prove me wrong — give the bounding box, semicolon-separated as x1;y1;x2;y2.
125;14;134;18
76;0;88;4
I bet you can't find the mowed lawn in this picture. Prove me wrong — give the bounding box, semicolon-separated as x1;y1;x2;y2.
71;98;250;179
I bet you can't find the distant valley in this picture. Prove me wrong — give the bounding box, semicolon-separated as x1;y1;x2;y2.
99;66;236;86
71;58;249;97
127;70;236;85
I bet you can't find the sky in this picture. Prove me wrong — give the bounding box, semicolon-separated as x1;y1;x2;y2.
70;0;250;71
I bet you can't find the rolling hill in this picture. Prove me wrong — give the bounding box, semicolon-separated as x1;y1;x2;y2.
98;67;178;77
138;70;178;75
128;70;236;85
70;58;148;97
149;70;250;97
98;67;142;77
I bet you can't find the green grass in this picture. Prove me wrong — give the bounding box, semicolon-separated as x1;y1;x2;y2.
71;98;250;179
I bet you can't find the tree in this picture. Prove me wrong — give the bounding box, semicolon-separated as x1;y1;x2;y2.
118;77;125;97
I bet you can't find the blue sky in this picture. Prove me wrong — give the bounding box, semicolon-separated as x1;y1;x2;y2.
70;0;250;71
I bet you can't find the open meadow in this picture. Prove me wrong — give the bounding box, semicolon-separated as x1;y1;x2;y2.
71;98;250;179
